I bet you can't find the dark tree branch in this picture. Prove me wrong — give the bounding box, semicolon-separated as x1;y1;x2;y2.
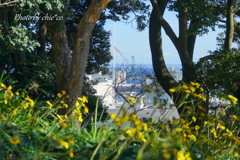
0;0;19;7
150;0;178;48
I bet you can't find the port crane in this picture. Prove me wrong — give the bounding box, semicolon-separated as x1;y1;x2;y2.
114;47;136;74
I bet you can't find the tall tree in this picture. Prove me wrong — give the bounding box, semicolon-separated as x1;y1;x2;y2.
149;0;219;115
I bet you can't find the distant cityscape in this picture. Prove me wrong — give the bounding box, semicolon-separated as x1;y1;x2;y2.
107;64;183;82
87;64;182;121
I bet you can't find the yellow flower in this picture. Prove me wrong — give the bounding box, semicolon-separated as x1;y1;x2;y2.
0;83;6;89
69;148;74;158
199;87;204;92
192;116;196;122
78;115;83;122
177;150;185;160
220;110;226;115
188;134;196;141
185;152;192;160
3;99;8;104
175;128;182;132
232;115;237;120
169;88;176;92
109;113;117;119
219;125;225;130
228;95;238;102
46;101;53;108
210;127;217;138
143;123;148;131
58;139;69;149
137;132;147;142
83;106;89;113
13;108;18;115
202;97;207;101
63;103;68;108
78;96;88;103
172;120;180;125
126;128;136;137
190;82;200;88
51;135;57;140
144;84;150;88
61;90;66;95
190;86;195;92
59;120;68;129
9;136;21;145
162;152;171;159
75;101;80;107
195;125;200;130
126;97;136;104
234;151;238;157
183;124;189;130
182;85;189;90
7;85;12;91
204;121;211;125
184;90;191;93
56;114;63;120
57;93;62;98
67;135;74;144
28;99;35;107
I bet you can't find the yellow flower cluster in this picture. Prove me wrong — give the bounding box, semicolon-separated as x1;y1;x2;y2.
169;82;206;101
50;135;74;157
0;83;36;120
177;150;192;160
71;96;89;122
1;84;14;104
9;136;21;145
109;110;148;142
57;90;66;98
46;91;70;109
168;103;240;159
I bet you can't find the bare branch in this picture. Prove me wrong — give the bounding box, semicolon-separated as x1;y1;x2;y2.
0;0;19;7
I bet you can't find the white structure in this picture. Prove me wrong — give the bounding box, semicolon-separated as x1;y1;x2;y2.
88;71;179;121
93;79;115;107
115;70;127;84
168;66;182;81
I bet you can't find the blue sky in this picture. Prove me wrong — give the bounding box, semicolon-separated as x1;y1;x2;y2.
104;10;224;65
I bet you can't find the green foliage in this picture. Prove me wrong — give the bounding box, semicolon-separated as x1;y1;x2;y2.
17;0;64;12
106;0;150;31
195;49;240;96
0;25;40;53
0;79;240;159
168;0;223;36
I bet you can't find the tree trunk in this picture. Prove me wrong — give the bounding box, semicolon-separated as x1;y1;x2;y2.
224;0;235;50
149;0;176;97
224;0;239;100
67;0;110;110
49;0;110;115
149;0;199;115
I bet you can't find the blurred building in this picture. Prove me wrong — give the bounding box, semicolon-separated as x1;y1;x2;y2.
87;70;179;121
168;66;182;81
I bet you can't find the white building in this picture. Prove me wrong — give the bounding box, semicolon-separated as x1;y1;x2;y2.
88;71;179;121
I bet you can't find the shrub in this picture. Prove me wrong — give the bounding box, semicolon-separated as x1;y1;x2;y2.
0;79;239;160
